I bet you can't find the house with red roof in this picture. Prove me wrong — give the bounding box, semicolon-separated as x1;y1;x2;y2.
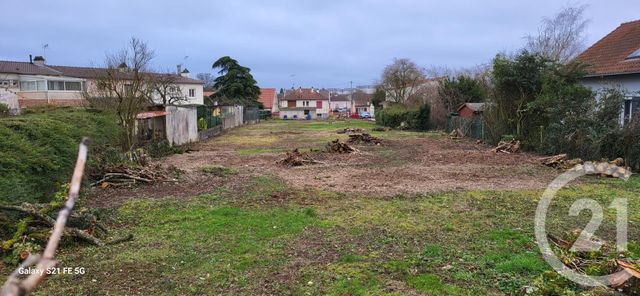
258;88;278;114
576;19;640;124
278;87;330;120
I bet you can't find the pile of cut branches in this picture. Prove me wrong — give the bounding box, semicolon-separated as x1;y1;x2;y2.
0;202;132;256
525;231;640;294
347;133;383;145
278;149;324;167
325;139;359;154
91;164;181;187
492;139;521;153
449;128;464;139
337;128;365;134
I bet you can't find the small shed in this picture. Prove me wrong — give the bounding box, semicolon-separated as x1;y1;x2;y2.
457;103;487;119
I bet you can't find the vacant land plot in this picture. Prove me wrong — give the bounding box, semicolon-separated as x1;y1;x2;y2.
4;120;639;295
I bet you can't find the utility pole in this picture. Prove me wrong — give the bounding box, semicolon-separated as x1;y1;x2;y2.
350;81;354;116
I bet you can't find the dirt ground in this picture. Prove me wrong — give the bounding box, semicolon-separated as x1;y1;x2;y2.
88;120;557;206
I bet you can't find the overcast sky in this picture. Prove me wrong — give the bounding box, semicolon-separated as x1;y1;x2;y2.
1;0;639;89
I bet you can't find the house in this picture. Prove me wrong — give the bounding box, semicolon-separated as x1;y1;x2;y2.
0;56;204;111
329;94;351;112
352;91;374;116
457;103;487;119
576;20;640;124
278;87;330;119
258;88;278;114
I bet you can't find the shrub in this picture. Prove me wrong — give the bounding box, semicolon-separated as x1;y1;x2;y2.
198;117;208;131
145;140;184;158
0;109;120;204
376;103;430;130
0;103;9;116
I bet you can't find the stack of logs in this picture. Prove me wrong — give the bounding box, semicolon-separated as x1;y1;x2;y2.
492;139;521;153
325;139;358;153
347;133;383;145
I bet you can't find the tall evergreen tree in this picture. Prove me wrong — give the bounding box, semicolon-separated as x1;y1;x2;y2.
211;56;261;107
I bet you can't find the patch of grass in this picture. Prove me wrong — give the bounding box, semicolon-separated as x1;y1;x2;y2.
37;199;319;295
236;147;284;155
200;165;239;176
406;274;463;295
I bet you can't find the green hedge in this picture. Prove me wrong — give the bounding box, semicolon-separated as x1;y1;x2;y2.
0;109;120;204
376;103;430;130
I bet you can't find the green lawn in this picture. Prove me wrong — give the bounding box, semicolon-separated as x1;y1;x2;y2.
3;119;639;295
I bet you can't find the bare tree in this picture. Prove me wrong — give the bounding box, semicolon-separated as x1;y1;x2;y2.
152;72;187;105
196;73;215;88
379;58;426;104
84;37;155;151
525;5;589;62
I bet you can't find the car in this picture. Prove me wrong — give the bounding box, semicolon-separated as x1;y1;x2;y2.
359;111;371;119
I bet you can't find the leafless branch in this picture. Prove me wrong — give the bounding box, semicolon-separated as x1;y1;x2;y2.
1;138;89;296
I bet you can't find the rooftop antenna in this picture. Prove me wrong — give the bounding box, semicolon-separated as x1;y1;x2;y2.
42;43;49;59
183;55;189;70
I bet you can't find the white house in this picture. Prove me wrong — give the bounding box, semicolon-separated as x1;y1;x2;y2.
0;56;204;111
278;87;330;119
576;20;640;124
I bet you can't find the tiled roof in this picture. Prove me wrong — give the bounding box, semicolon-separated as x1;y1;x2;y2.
576;20;640;76
330;94;350;101
0;60;202;84
258;88;276;109
283;88;329;101
0;60;63;76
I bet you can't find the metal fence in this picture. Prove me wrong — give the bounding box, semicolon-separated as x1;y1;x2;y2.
197;105;222;131
447;113;485;139
244;107;260;124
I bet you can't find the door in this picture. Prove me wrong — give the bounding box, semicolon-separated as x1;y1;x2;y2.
287;100;296;108
316;100;322;108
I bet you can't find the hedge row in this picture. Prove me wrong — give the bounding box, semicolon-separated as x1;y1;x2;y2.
0;108;120;204
376;103;430;130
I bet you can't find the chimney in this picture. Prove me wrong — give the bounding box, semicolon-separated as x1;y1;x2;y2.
180;68;190;78
33;56;45;65
118;62;128;72
176;64;182;75
29;55;33;64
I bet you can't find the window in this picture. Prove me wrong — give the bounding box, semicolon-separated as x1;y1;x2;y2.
624;97;640;123
626;48;640;60
65;81;82;91
20;80;45;91
48;81;65;90
188;89;195;98
46;80;83;91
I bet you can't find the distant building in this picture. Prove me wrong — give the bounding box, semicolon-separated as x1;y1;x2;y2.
278;87;330;119
457;103;487;119
576;20;640;124
258;88;278;113
0;56;203;112
329;94;351;111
